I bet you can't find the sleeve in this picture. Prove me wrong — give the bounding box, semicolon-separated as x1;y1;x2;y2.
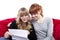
7;20;17;40
7;36;12;40
43;18;55;40
9;20;17;29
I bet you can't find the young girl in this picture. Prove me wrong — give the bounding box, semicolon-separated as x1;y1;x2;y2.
29;3;55;40
4;7;37;40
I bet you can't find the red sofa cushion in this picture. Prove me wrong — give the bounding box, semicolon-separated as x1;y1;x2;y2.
53;19;60;40
0;18;16;37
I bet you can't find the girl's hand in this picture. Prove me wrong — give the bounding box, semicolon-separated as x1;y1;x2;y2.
4;31;11;38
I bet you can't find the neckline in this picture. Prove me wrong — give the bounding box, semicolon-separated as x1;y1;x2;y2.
36;17;46;24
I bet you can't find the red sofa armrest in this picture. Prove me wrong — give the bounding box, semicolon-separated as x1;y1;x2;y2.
0;18;16;37
53;19;60;40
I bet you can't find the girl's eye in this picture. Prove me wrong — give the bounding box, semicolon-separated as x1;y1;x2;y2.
25;15;28;16
20;15;24;17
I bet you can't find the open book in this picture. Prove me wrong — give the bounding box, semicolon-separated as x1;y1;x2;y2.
8;29;29;38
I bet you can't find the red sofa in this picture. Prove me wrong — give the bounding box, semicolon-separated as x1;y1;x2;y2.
53;19;60;40
0;18;16;37
0;18;60;40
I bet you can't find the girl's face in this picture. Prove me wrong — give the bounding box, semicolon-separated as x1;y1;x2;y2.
20;13;30;23
31;10;41;21
31;13;39;21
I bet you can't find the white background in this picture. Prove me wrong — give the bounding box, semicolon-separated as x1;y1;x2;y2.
0;0;60;20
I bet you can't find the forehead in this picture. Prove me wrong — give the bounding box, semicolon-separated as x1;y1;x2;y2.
30;12;38;15
20;12;29;16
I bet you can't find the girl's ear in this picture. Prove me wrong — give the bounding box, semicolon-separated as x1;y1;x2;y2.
38;10;41;14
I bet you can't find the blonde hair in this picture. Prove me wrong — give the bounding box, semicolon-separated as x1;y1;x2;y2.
16;7;32;31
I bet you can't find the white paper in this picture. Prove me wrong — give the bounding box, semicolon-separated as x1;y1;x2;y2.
8;29;29;38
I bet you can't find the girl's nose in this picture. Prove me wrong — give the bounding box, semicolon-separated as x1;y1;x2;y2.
23;16;26;18
32;15;35;18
